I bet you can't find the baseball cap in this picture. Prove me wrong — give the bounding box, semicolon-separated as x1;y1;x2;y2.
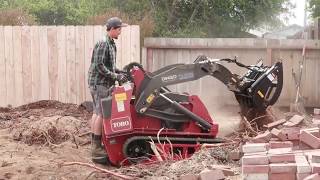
105;17;128;29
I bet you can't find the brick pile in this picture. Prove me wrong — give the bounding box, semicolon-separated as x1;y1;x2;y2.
241;109;320;180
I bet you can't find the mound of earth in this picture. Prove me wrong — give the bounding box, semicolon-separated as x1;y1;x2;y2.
0;100;243;180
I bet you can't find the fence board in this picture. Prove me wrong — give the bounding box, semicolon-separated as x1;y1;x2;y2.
84;26;94;101
130;25;140;65
13;26;23;106
66;26;77;103
119;26;131;68
0;25;140;107
48;27;59;101
0;27;6;106
39;27;49;100
57;26;67;103
75;26;85;104
21;26;33;104
4;26;15;107
31;26;41;102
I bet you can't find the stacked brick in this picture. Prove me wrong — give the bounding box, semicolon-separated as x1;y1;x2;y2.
241;111;320;180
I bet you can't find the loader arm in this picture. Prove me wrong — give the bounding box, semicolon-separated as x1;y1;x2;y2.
134;56;283;116
135;61;236;113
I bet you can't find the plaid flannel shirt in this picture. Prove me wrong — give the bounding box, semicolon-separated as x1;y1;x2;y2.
88;35;117;88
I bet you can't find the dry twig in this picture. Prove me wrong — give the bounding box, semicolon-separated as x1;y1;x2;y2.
62;161;135;180
149;138;163;162
201;141;238;148
78;131;90;137
240;115;258;136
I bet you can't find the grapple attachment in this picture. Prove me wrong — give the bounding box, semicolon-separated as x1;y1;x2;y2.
233;61;283;111
193;56;283;111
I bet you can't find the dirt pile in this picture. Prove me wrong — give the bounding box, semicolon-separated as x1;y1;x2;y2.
1;100;278;179
0;100;94;179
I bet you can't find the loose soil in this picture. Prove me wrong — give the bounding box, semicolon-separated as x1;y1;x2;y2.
0;100;244;180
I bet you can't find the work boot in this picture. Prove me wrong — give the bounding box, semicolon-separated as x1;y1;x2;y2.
91;139;109;165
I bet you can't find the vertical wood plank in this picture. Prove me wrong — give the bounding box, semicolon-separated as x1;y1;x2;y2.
47;26;59;101
164;49;178;91
84;26;94;101
317;52;320;104
130;25;140;63
176;49;190;93
75;26;85;104
21;26;33;104
120;26;131;68
39;26;49;100
66;26;76;103
4;26;15;107
0;26;6;107
13;26;23;106
31;26;41;102
115;27;122;68
93;26;104;45
57;26;67;103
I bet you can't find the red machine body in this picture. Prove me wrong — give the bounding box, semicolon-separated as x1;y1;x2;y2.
100;57;283;166
102;68;218;166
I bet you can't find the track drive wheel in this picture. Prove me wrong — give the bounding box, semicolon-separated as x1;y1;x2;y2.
123;139;151;164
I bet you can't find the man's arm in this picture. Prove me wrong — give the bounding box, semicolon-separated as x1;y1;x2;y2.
95;42;116;79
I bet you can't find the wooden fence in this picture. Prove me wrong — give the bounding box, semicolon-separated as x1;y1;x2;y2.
142;38;320;110
0;25;140;107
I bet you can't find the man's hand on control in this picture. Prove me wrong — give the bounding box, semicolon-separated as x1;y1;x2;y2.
115;73;128;83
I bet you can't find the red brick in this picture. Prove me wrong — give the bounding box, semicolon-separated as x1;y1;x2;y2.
269;153;295;163
303;127;320;138
242;155;269;165
252;131;272;143
268;147;292;155
180;174;199;180
304;173;320;180
305;151;320;162
282;127;300;140
300;142;313;150
312;154;320;163
313;118;320;125
244;152;267;157
284;115;304;127
269;173;296;180
242;165;269;174
265;119;287;129
269;163;297;173
297;173;311;180
311;131;320;138
300;130;320;149
271;128;287;141
242;173;268;180
199;169;224;180
295;155;311;173
311;163;320;173
269;141;293;149
242;143;269;153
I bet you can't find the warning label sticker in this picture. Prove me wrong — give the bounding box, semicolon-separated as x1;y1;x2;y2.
115;93;127;102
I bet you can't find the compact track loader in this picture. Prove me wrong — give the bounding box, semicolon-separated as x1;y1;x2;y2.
99;56;283;166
